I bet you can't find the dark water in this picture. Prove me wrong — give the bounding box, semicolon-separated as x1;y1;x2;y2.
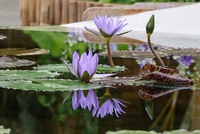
0;29;198;134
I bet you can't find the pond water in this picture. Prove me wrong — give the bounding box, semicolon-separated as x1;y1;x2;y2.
0;28;199;134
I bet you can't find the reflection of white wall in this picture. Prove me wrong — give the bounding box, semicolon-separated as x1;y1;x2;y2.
63;3;200;49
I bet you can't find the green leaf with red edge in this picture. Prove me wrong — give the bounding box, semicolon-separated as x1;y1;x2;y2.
139;64;193;84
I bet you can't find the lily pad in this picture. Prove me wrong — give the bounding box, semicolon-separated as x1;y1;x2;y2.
34;64;126;73
0;70;59;81
0;48;49;56
99;48;200;59
0;56;36;68
91;76;150;87
0;79;102;92
139;64;193;84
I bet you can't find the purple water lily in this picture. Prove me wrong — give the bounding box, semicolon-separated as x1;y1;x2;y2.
85;15;131;67
62;50;99;82
85;15;130;38
177;56;194;67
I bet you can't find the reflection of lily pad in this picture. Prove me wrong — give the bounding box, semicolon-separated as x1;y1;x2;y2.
0;56;36;68
0;48;49;56
139;64;193;84
34;64;126;73
0;79;102;92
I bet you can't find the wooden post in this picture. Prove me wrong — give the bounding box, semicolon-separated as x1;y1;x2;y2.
61;0;69;24
54;0;62;25
36;0;41;25
29;0;36;26
69;0;78;23
78;1;86;22
40;0;55;25
20;0;29;26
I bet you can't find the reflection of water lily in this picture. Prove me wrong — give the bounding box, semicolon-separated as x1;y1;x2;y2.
85;15;130;38
93;97;126;118
92;88;126;118
64;89;98;111
177;56;194;67
62;50;98;82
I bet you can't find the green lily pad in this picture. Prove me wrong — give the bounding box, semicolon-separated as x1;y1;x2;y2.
0;79;102;92
0;70;59;80
34;64;126;73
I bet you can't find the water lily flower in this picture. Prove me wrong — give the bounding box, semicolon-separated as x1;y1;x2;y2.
62;50;99;82
85;15;130;38
177;56;194;67
85;15;131;67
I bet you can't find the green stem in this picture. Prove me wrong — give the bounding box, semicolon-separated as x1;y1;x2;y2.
105;87;110;95
106;38;114;67
147;34;165;67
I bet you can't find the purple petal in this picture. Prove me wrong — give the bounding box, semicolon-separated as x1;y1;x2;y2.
72;91;79;110
62;58;76;76
84;26;100;35
72;51;79;77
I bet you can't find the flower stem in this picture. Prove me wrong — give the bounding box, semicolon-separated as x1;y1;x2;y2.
106;38;114;67
105;87;110;95
147;34;165;67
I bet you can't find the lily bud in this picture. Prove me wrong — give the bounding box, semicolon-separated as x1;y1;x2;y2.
146;15;155;35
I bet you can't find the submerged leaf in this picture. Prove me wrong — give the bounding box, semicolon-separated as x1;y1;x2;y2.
145;100;154;120
139;64;193;84
0;79;102;92
0;56;36;68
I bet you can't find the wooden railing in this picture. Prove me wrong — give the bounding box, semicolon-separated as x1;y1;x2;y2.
20;0;120;26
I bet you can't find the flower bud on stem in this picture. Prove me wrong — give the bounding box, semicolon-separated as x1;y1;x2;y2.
146;15;165;67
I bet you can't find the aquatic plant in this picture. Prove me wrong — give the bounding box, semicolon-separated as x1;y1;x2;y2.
62;50;99;82
85;15;131;67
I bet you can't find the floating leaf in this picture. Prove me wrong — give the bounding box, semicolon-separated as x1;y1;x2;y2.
106;129;200;134
0;70;59;81
91;76;150;87
0;56;36;68
145;100;154;120
99;47;200;59
34;64;126;73
0;48;49;56
0;79;102;92
139;64;193;84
